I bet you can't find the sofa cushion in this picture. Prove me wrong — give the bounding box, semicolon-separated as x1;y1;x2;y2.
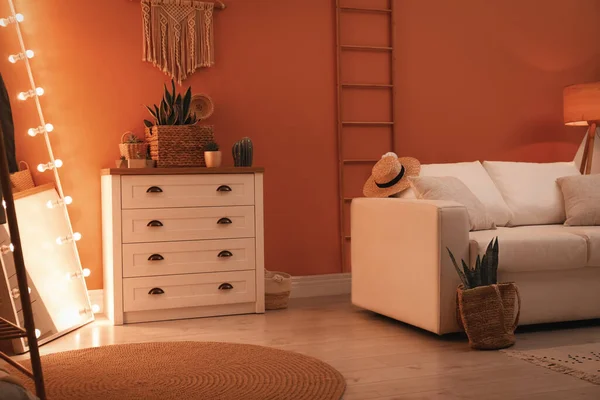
399;161;512;226
518;225;600;267
469;226;588;273
482;161;580;226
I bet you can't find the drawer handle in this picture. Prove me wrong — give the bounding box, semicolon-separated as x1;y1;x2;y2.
146;186;163;193
148;254;165;261
217;217;232;225
148;287;165;295
218;283;234;290
147;220;164;227
218;250;233;258
216;185;232;192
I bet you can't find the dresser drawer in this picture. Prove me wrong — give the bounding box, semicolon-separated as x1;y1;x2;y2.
121;174;255;209
122;238;256;278
122;270;256;312
122;206;255;243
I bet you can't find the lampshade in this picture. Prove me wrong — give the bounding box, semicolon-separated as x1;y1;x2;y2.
563;82;600;126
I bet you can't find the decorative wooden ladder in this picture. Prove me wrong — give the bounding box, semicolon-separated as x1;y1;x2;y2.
335;0;397;271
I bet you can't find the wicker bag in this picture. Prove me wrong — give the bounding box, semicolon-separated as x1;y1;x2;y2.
119;132;148;160
457;282;521;350
10;161;35;192
265;271;292;310
145;125;214;167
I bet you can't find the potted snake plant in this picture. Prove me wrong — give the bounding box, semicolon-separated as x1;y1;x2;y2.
447;237;521;350
143;79;214;167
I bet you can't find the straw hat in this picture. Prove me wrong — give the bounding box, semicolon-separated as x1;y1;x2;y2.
363;152;421;198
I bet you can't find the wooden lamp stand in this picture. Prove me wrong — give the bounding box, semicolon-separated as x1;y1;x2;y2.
580;121;597;175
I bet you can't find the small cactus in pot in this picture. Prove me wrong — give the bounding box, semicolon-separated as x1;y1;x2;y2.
203;141;222;168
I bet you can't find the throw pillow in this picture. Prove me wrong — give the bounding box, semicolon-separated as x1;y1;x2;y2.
483;161;581;226
556;174;600;226
409;176;496;231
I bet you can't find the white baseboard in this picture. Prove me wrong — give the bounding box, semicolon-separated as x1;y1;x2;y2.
289;273;351;298
87;273;351;314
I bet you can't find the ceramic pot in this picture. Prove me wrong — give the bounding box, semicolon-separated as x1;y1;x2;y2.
205;151;222;168
145;160;156;168
116;160;127;168
128;159;147;168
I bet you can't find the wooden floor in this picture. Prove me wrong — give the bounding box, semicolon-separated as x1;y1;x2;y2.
23;295;600;399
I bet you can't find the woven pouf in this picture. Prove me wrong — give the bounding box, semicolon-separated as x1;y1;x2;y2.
15;342;346;400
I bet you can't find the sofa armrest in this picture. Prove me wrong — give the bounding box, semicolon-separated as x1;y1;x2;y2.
351;198;470;334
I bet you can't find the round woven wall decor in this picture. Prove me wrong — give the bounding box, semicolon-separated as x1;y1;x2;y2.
15;342;346;400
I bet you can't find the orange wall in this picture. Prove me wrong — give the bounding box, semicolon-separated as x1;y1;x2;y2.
0;0;598;290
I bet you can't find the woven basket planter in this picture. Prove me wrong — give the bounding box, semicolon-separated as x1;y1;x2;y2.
119;133;148;160
265;271;292;310
10;161;35;192
457;282;521;350
145;125;214;167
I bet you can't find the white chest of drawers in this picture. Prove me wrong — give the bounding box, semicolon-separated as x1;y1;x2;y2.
101;167;265;325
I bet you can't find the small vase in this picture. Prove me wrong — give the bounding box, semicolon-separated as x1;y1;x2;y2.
205;151;222;168
116;160;127;168
128;159;147;168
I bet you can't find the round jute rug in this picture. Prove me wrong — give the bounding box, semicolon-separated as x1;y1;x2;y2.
15;342;346;400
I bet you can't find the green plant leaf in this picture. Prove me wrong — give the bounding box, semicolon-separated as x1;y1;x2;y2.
182;87;192;122
164;83;173;107
461;259;474;289
171;79;176;107
143;119;153;128
490;237;499;284
159;99;167;125
480;253;489;286
447;248;469;289
145;105;157;119
473;255;482;287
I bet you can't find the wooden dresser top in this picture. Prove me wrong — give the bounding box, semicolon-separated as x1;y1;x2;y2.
101;167;264;176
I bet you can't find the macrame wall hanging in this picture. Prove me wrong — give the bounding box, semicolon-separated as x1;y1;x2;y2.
141;0;217;84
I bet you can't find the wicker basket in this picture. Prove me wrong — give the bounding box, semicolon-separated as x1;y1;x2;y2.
265;271;292;310
456;283;521;350
145;125;214;167
119;132;148;160
10;161;35;192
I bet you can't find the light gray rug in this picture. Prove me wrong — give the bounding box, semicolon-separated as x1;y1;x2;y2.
503;343;600;385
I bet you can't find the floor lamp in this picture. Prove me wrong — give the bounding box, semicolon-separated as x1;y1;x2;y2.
563;82;600;175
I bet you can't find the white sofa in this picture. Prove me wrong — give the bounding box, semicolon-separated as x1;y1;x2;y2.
351;161;600;335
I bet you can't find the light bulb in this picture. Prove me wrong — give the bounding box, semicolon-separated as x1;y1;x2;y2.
28;128;37;137
35;329;41;339
73;232;82;241
91;304;100;313
7;55;16;63
38;159;62;172
82;268;91;277
25;49;33;58
35;87;44;96
46;195;73;209
15;14;24;22
1;243;13;255
17;92;26;100
45;123;54;132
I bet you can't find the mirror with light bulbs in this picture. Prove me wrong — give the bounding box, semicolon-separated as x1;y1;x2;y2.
0;184;94;354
